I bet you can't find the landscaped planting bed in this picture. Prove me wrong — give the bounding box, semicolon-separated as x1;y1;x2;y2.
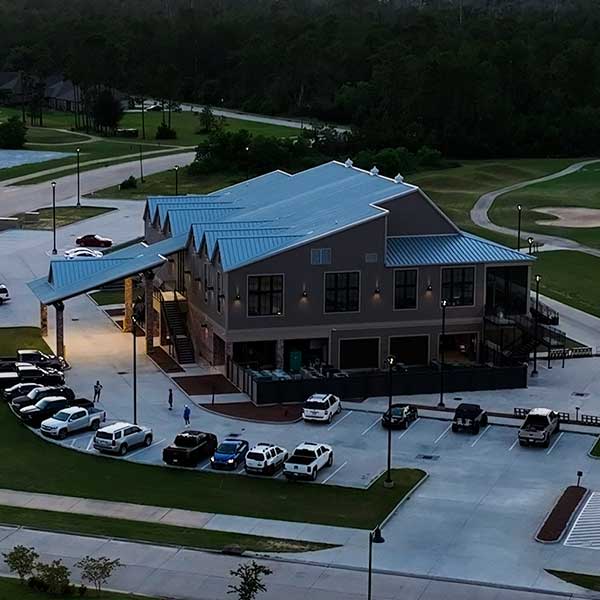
536;486;587;542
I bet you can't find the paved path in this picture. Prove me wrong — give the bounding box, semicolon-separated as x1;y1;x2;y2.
470;158;600;258
0;526;592;600
0;150;195;217
27;127;100;146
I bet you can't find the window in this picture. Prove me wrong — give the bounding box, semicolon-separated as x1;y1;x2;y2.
442;267;475;306
311;248;332;265
203;263;209;303
339;338;380;369
247;275;284;316
217;272;223;313
394;269;417;309
325;271;360;313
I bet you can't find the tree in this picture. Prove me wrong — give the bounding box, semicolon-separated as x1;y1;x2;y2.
0;116;27;149
34;559;71;595
92;89;124;133
227;561;272;600
2;545;38;582
75;555;122;594
199;105;215;133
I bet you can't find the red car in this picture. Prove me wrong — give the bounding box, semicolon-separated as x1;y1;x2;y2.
75;234;113;248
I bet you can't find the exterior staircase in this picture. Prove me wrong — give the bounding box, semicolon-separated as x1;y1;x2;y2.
162;300;195;364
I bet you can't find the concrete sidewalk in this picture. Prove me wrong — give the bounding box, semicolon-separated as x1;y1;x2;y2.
0;488;361;546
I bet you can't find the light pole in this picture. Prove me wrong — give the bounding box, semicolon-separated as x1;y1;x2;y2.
368;526;385;600
528;236;534;255
577;470;583;488
516;204;522;250
76;147;81;207
139;145;144;183
51;181;57;255
532;274;541;377
438;299;447;407
384;355;396;489
245;146;250;180
132;316;138;425
174;165;179;195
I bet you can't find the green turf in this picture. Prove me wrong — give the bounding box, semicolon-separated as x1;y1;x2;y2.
89;290;125;306
92;168;243;200
0;327;51;357
589;437;600;457
12;206;113;230
0;403;424;529
532;251;600;318
0;505;332;553
489;162;600;249
546;569;600;592
25;128;91;145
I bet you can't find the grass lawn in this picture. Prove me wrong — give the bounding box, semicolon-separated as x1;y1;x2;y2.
0;575;154;600
0;401;423;529
532;251;600;318
489;162;600;249
589;437;600;457
26;127;91;145
89;290;125;306
92;168;243;200
546;569;600;592
12;206;114;230
0;327;51;357
0;505;331;553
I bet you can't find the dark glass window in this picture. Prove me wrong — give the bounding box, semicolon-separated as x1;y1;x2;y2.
442;267;475;306
247;275;283;316
394;270;417;309
325;272;360;313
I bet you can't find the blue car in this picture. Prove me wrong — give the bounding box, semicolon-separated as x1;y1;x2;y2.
210;438;249;470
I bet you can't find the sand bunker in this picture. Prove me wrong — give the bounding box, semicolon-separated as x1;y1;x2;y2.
534;206;600;228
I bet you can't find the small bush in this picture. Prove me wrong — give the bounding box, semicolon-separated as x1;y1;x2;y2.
0;115;27;149
119;175;137;190
35;559;72;596
75;555;121;594
3;545;38;582
156;122;177;139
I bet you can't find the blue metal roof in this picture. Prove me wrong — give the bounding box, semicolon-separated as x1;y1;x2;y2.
385;233;535;267
204;229;294;258
166;208;244;237
190;221;276;251
217;236;304;271
145;195;223;222
155;201;234;229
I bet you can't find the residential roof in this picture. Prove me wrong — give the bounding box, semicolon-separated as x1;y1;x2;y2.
385;233;535;267
145;195;224;222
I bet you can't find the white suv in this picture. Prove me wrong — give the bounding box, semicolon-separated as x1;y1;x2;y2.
244;443;288;475
0;284;10;304
302;393;341;424
93;422;153;455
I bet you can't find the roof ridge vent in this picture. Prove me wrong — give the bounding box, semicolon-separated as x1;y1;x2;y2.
394;173;404;183
344;158;354;168
370;166;379;176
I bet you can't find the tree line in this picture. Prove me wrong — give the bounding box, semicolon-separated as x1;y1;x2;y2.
2;0;600;157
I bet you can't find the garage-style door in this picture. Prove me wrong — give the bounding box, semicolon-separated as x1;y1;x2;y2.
389;335;429;366
339;338;380;370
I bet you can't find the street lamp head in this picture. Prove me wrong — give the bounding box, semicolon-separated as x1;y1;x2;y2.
535;274;541;283
174;165;179;171
51;181;56;188
528;237;534;245
76;147;80;154
441;299;447;308
386;355;395;367
517;204;522;211
371;526;385;544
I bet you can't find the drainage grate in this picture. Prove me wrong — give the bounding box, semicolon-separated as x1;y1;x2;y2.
71;318;79;322
416;454;440;461
227;433;241;438
572;392;590;398
117;371;128;375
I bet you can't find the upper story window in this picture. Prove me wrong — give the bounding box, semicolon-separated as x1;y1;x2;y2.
325;271;360;313
248;275;283;317
442;267;475;306
311;248;332;265
394;269;417;310
217;272;223;313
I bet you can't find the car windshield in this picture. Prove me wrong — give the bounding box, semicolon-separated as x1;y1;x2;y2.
28;388;44;399
174;435;198;448
217;443;238;454
95;431;112;440
35;399;51;409
52;412;70;422
391;406;406;415
246;452;264;461
304;401;326;410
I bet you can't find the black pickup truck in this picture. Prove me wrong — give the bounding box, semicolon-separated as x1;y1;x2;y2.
11;385;75;411
0;349;68;371
162;431;218;467
19;396;92;428
451;403;488;434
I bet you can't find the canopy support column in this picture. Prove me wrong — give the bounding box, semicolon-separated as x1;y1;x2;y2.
54;301;65;359
123;277;134;333
144;270;155;354
40;303;48;337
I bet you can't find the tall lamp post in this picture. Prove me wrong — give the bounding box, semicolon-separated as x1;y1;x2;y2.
528;237;534;255
438;299;448;407
174;165;179;195
384;355;396;489
139;145;144;183
132;316;138;424
76;148;81;207
516;204;522;250
51;181;57;255
368;526;385;600
532;274;541;377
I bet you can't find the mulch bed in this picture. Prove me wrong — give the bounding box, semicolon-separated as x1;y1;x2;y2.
105;308;125;317
537;486;588;542
149;347;184;373
173;374;239;395
200;401;303;423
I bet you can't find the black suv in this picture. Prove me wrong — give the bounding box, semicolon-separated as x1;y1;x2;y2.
452;403;488;434
19;397;92;428
163;431;218;467
11;386;75;411
382;404;419;430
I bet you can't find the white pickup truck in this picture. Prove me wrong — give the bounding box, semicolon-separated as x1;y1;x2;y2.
518;408;560;447
40;406;106;439
283;442;333;481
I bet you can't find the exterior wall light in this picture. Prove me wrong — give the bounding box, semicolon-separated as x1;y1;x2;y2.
235;293;241;301
374;286;381;295
302;289;308;298
426;283;433;292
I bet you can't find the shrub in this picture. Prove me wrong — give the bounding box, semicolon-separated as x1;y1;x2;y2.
0;116;27;149
119;175;137;190
34;559;72;596
3;545;38;582
228;560;272;600
156;122;177;139
75;556;121;594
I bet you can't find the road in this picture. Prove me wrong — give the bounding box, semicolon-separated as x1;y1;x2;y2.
470;158;600;258
0;526;591;600
0;151;195;217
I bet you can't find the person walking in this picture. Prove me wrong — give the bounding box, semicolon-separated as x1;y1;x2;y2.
183;404;191;427
93;380;103;403
168;388;173;411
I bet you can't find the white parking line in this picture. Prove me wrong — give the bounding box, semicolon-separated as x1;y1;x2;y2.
201;461;212;470
471;425;491;447
321;461;348;484
508;438;519;451
398;418;420;440
127;438;165;459
546;432;564;455
70;439;77;447
327;411;353;431
433;424;452;445
86;436;95;451
361;416;381;436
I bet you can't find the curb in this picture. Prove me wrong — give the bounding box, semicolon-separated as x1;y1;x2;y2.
535;486;589;544
380;472;429;528
198;404;303;425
